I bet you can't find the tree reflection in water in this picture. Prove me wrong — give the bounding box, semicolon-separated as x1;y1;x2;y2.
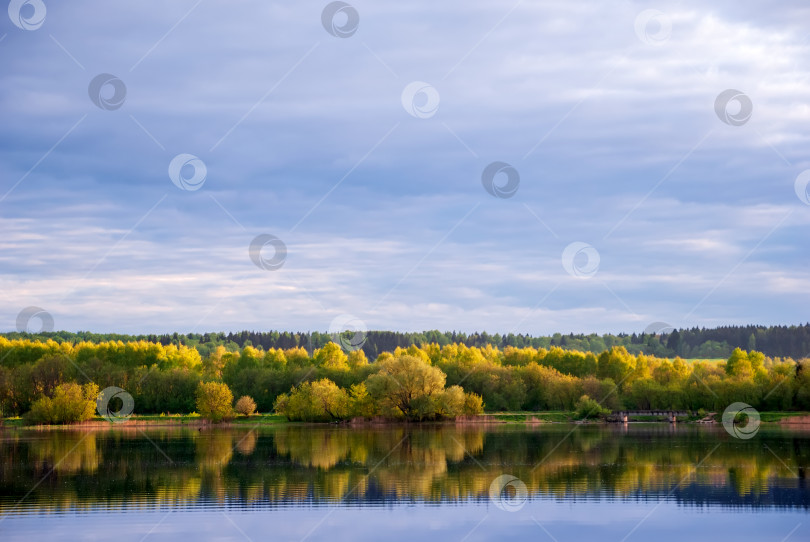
0;424;807;513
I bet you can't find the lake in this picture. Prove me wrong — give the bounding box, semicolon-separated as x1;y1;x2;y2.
0;423;807;541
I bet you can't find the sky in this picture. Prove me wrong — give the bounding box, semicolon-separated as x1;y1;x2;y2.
1;0;809;336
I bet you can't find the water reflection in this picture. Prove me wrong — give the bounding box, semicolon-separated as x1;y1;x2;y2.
0;424;807;514
29;432;101;474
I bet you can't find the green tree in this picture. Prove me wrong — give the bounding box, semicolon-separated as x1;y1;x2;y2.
365;355;446;419
309;379;350;420
314;343;349;371
25;382;99;425
29;355;70;398
725;348;753;379
581;376;621;410
196;381;234;423
434;385;466;418
463;391;485;415
263;348;287;370
574;394;610;419
597;347;635;388
795;360;810;410
348;349;369;369
274;379;349;421
135;368;199;414
348;383;376;418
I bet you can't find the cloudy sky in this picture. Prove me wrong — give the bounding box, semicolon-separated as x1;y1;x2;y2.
1;0;809;335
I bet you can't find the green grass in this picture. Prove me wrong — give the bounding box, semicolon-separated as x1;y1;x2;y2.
756;411;810;422
230;414;287;425
0;413;289;428
126;413;201;422
484;411;572;423
115;413;288;425
5;411;807;428
0;417;24;427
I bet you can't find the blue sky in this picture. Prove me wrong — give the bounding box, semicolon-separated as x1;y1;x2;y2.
1;0;809;335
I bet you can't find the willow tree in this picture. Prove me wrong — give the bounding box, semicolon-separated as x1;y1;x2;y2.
365;355;446;419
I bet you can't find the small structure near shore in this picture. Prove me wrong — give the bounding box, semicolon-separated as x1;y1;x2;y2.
609;410;691;423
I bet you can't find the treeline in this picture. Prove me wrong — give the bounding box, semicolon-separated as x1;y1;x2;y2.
3;323;810;360
1;336;809;420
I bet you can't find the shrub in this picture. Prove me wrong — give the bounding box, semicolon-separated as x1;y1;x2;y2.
25;382;99;425
196;381;234;423
574;394;610;420
234;395;257;416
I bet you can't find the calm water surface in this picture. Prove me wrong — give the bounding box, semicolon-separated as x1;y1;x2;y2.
0;423;807;541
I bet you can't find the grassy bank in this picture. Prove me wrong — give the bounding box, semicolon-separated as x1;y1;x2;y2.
0;413;289;429
4;410;809;429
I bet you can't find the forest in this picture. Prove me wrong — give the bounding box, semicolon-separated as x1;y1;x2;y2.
3;323;809;360
1;333;808;423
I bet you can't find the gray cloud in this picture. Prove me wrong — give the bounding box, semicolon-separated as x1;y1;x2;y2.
1;0;808;334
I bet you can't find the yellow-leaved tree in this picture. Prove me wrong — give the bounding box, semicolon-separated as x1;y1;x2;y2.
196;381;234;423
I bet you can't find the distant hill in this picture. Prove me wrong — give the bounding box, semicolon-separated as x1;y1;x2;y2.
3;324;809;360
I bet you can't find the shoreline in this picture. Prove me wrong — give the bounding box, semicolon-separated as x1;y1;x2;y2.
3;411;810;430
